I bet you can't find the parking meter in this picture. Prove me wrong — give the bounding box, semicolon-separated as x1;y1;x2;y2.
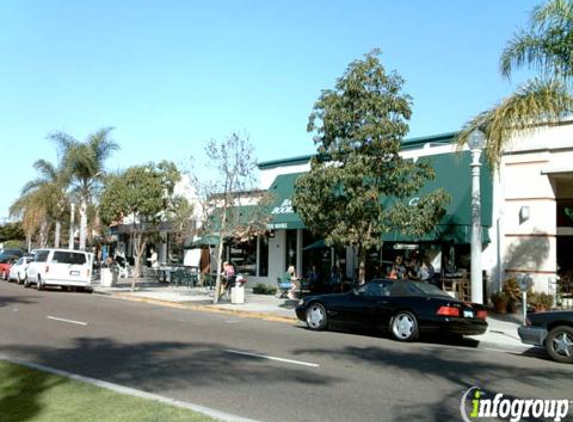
517;274;533;325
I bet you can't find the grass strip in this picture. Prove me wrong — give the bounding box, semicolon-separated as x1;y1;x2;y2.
0;360;221;422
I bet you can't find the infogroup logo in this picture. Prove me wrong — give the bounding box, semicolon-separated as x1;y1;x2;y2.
460;386;571;422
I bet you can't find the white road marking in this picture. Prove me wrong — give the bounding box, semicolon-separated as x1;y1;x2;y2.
46;316;88;326
225;349;320;368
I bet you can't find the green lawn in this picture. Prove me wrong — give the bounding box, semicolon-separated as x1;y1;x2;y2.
0;360;221;422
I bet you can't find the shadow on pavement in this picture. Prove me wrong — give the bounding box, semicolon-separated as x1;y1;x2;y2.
292;342;573;421
1;336;341;421
0;295;38;308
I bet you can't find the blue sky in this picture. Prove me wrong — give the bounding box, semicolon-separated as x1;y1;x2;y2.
0;0;538;220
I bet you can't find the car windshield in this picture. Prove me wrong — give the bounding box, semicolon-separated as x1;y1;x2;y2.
389;281;451;298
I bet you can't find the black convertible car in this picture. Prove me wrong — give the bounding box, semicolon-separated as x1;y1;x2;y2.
518;310;573;363
295;279;488;341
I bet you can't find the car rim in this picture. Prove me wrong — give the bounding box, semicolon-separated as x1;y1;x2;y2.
393;314;415;339
552;332;573;358
307;305;324;329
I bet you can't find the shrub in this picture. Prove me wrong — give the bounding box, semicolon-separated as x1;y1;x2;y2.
252;283;277;295
502;277;521;302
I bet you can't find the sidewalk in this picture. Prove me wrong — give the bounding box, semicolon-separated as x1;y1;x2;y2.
93;279;537;354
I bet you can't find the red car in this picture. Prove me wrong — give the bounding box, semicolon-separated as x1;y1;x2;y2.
0;254;19;280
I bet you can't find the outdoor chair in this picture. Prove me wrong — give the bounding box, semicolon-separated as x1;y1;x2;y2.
276;277;292;298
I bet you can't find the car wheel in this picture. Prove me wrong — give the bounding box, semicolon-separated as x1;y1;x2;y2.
24;277;30;288
546;325;573;364
306;302;328;331
36;277;44;291
390;311;419;342
17;274;25;285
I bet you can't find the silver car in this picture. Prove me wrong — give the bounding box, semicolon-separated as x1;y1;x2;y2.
9;256;33;284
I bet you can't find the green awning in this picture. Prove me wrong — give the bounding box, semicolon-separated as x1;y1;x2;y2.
266;173;306;230
265;152;493;244
381;151;492;244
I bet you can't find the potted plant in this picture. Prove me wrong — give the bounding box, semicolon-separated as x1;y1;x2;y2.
492;291;509;314
502;277;521;313
531;292;554;312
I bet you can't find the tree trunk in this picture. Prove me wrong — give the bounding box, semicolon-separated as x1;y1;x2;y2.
79;197;88;251
358;245;366;285
39;220;49;248
213;236;225;304
54;221;61;248
131;233;146;292
213;210;228;304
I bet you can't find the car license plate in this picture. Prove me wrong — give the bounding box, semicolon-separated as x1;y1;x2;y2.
463;310;473;318
70;271;80;276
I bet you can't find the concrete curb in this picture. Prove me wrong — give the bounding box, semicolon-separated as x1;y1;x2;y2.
93;290;299;324
0;354;263;422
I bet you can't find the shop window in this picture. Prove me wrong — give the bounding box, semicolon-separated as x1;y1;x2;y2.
229;239;257;276
167;234;185;264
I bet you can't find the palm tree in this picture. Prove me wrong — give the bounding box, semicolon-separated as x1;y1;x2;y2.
20;159;68;248
10;189;50;250
457;0;573;166
49;127;119;251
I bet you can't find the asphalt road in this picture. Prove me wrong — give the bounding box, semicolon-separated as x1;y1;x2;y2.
1;281;572;422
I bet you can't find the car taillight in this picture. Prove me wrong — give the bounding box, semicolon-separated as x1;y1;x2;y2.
476;310;488;320
436;306;460;317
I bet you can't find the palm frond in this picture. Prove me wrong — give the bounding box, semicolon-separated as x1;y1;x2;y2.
456;78;573;168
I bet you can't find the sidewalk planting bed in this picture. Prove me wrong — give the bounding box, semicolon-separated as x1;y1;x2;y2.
0;360;220;422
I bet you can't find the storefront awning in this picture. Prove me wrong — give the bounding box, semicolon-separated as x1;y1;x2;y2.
382;151;492;244
265;152;493;244
266;173;306;230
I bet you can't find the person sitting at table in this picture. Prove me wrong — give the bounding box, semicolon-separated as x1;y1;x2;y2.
306;264;321;292
419;256;436;283
406;256;421;280
328;265;342;292
284;265;300;300
388;255;406;280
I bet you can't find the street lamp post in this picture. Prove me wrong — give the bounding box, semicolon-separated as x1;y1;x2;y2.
468;129;486;305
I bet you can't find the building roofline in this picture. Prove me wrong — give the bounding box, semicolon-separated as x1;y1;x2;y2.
257;131;460;169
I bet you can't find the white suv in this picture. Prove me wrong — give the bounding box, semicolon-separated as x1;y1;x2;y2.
25;248;94;292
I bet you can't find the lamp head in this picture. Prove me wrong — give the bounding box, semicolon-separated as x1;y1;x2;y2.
468;129;486;151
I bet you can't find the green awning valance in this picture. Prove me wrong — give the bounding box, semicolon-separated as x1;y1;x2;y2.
265;151;493;244
381;151;493;244
266;173;306;230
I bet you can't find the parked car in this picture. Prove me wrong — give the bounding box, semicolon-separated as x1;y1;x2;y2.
8;256;34;284
25;248;95;292
518;310;573;363
0;248;23;258
0;254;19;280
296;279;488;341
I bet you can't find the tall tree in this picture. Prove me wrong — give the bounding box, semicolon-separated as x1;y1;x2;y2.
99;161;189;291
49;127;119;250
190;132;265;303
457;0;573;166
20;159;68;248
292;51;450;283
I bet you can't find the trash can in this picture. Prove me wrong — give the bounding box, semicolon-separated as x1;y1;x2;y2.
231;286;245;304
100;268;116;287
